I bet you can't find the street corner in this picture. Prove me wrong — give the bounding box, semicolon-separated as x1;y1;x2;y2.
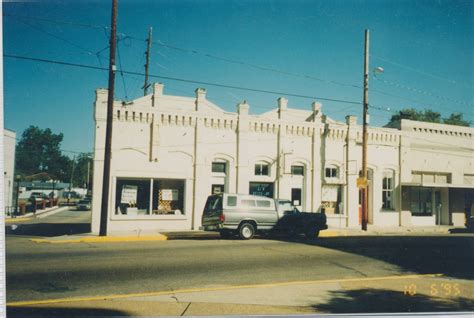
30;234;168;244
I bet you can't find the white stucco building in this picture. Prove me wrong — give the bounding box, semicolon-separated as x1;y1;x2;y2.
3;129;16;212
91;83;474;234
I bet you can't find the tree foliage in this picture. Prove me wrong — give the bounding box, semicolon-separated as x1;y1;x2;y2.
387;108;471;127
15;126;72;181
72;152;93;188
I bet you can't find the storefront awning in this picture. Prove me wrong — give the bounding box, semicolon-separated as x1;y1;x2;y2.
401;182;474;189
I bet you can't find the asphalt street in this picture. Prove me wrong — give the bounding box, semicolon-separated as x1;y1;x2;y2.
5;209;474;316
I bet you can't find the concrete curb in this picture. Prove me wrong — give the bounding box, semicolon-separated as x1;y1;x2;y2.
5;206;69;223
31;234;168;244
29;226;461;244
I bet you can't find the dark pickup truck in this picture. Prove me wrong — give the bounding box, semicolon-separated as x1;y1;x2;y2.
201;193;328;240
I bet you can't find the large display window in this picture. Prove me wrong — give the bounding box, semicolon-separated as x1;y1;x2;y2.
115;178;185;216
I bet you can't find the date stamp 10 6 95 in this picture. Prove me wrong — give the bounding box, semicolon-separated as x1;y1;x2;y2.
403;283;462;297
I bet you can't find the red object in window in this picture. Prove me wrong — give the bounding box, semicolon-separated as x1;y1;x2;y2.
219;213;225;223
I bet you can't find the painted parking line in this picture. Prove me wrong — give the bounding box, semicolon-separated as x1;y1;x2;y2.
7;273;444;307
30;235;168;244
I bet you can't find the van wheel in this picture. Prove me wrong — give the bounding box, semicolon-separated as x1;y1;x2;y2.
305;227;320;240
239;223;255;240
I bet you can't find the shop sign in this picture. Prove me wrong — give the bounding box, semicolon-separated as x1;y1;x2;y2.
161;189;179;201
121;185;138;204
357;177;368;188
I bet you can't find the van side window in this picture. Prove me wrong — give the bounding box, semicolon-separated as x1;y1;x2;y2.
241;199;256;207
256;200;271;208
227;196;237;207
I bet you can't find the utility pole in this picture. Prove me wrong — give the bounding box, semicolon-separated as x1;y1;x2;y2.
143;27;152;96
86;160;90;194
14;175;21;217
68;155;76;206
361;29;370;231
99;0;118;236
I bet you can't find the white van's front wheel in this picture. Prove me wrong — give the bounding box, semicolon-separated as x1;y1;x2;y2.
239;223;255;240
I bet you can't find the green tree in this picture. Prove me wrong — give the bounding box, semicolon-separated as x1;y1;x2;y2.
15;126;73;181
387;108;470;127
443;112;471;127
71;153;93;189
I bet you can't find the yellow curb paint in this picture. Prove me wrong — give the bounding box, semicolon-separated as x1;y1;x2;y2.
320;231;348;237
30;235;168;244
5;218;33;223
7;273;444;307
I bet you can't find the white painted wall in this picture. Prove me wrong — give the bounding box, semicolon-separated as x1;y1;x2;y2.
4;129;16;209
91;84;474;234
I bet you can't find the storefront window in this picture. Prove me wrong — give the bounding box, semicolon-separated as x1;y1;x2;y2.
321;184;342;214
410;187;432;216
115;179;151;215
115;178;186;216
152;179;185;215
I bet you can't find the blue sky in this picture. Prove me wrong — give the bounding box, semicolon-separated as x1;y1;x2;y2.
3;0;473;155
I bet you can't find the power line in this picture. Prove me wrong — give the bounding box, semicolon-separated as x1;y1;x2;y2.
4;13;107;30
14;19;96;57
116;39;129;100
372;75;474;113
7;14;471;115
4;54;363;106
371;54;472;89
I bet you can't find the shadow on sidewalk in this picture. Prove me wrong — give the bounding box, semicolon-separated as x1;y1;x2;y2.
7;306;130;318
5;223;91;237
288;235;474;280
313;288;474;313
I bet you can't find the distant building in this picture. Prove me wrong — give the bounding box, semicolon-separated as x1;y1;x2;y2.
18;181;71;200
4;129;16;211
91;83;474;234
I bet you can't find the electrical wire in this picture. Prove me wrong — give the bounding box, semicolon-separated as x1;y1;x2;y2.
4;54;363;106
7;14;471;116
371;54;472;89
116;39;129;100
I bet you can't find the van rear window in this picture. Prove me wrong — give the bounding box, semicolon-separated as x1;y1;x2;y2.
227;196;237;207
204;196;222;212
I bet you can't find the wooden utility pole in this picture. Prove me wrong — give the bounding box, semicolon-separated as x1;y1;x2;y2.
361;29;370;231
68;155;76;206
144;27;152;96
99;0;118;236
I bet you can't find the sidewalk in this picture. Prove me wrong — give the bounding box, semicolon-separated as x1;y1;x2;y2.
321;225;455;237
7;273;474;316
